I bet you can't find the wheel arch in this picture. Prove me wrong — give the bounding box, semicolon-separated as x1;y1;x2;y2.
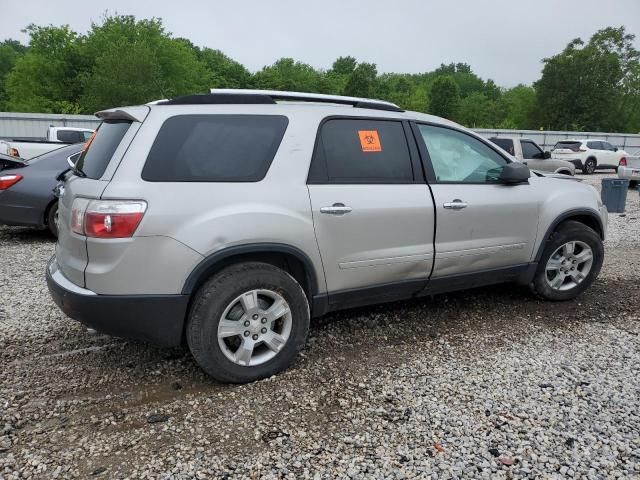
43;198;58;226
182;243;320;301
534;209;604;263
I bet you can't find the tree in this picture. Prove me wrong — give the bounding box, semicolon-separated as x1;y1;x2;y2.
456;92;492;127
80;15;211;111
0;40;26;110
195;47;251;89
343;62;377;97
5;25;82;113
428;76;460;119
252;58;327;92
533;26;639;132
501;85;536;129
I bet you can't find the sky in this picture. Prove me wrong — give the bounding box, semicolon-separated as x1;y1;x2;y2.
2;0;640;87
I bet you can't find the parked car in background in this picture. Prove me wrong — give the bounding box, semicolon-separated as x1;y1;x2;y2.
551;139;625;174
489;137;575;175
618;155;640;188
0;126;93;160
0;151;26;170
47;90;607;383
0;144;82;236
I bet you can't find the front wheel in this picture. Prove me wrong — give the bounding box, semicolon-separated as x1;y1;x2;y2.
187;262;310;383
531;221;603;301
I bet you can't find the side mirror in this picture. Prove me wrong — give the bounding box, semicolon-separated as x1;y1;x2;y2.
499;162;530;185
613;147;618;152
544;151;551;159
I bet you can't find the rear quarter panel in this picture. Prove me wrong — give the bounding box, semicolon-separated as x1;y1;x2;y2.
100;105;328;294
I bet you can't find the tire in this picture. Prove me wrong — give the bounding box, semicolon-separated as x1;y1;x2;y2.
582;158;596;174
531;220;603;301
46;201;59;238
186;262;310;383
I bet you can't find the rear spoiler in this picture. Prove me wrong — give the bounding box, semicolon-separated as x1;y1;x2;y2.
95;106;150;123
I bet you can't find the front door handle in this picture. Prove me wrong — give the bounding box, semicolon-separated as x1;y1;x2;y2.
320;203;352;215
443;199;468;210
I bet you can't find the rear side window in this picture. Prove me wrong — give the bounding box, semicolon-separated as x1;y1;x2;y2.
308;119;414;183
57;130;86;144
554;141;582;151
489;138;514;155
75;121;132;179
142;115;288;182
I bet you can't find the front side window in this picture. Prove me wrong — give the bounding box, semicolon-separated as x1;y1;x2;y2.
587;141;602;150
309;118;414;183
601;141;614;151
418;125;508;183
521;140;544;159
142;115;288;182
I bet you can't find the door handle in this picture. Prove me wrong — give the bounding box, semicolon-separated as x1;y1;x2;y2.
443;199;468;210
320;203;352;215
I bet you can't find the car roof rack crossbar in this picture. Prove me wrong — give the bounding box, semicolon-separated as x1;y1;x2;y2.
210;89;404;112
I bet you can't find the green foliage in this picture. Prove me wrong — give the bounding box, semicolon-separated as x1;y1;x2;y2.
533;26;640;132
0;40;26;110
0;16;638;133
428;76;460;119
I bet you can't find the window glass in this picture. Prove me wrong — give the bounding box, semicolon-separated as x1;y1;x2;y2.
57;130;86;144
418;125;508;183
521;140;543;159
75;121;132;179
587;141;601;150
82;131;94;141
554;141;582;151
489;138;515;155
601;142;614;151
312;119;413;182
142;115;288;182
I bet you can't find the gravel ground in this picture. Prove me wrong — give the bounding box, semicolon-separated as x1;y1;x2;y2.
1;173;639;479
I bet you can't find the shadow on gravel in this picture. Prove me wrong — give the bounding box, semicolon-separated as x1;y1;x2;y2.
0;225;54;243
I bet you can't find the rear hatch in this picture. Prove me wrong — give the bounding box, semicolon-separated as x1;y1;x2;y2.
56;113;144;287
552;141;583;158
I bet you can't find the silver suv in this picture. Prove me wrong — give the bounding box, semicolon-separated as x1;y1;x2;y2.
47;89;608;383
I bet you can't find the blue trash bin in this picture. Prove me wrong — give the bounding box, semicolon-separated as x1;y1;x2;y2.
601;178;629;213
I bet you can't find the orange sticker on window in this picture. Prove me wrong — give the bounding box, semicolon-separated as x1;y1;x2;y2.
358;130;382;152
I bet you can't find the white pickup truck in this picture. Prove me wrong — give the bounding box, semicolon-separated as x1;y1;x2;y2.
0;126;94;160
488;136;576;175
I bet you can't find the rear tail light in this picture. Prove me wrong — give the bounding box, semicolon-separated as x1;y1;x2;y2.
70;199;147;238
9;148;20;157
0;174;23;190
619;157;627;167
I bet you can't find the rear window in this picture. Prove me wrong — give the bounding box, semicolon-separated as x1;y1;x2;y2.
57;130;87;144
554;141;582;151
75;121;132;179
142;115;288;182
489;138;514;155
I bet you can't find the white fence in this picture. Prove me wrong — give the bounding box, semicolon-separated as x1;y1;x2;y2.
0;112;100;139
1;112;639;155
474;128;640;155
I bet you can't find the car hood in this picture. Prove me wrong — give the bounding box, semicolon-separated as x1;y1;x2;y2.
531;170;581;181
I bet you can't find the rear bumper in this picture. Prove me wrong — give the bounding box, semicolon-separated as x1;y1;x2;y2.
618;166;640;181
46;256;189;346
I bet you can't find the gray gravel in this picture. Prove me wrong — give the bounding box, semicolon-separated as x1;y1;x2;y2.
1;172;639;479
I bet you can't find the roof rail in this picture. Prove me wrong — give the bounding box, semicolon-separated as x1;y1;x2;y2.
209;89;404;112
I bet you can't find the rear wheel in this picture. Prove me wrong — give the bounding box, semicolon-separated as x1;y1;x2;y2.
531;221;603;301
582;158;596;174
46;201;59;238
186;262;310;383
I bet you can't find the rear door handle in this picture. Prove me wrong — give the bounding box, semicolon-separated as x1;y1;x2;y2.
320;203;352;215
443;199;468;210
